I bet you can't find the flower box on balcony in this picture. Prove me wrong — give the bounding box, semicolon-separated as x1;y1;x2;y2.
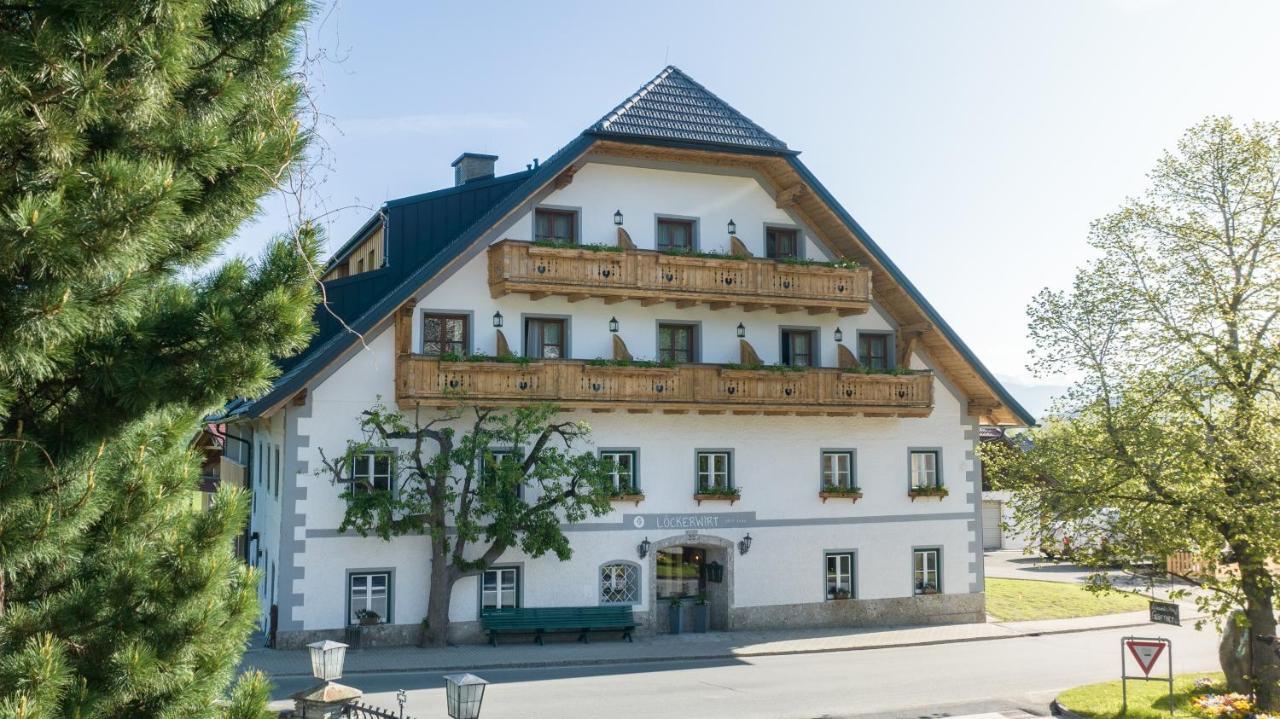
609;493;645;506
819;489;863;503
908;486;949;500
694;490;740;506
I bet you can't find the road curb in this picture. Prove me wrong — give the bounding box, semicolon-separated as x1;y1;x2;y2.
257;615;1201;678
1049;698;1086;719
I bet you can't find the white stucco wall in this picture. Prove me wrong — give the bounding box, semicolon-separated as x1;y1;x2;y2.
276;159;983;633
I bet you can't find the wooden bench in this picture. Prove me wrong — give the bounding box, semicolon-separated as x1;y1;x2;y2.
480;606;636;646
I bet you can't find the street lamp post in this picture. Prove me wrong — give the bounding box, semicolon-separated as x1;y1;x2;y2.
307;640;348;683
292;640;362;718
444;673;490;719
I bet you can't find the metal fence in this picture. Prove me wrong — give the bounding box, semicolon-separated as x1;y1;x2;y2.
341;700;414;719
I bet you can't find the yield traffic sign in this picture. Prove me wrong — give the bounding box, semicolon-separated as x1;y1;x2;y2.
1126;639;1167;676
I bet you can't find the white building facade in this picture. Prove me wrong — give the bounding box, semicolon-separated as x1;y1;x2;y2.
227;67;1033;647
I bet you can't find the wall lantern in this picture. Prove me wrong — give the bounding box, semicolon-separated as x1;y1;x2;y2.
608;316;619;333
492;311;503;329
727;218;737;236
738;533;753;556
444;673;490;719
613;209;624;226
736;322;746;339
637;536;651;559
307;640;348;683
834;327;843;343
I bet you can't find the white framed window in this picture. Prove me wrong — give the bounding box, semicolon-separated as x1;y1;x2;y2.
696;451;732;492
825;552;855;600
481;567;519;611
600;450;638;494
600;562;640;604
348;571;390;624
910;450;940;489
821;451;855;490
351;452;393;493
481;448;522;499
913;548;941;595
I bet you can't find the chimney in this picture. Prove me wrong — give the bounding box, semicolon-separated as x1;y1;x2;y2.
451;153;498;186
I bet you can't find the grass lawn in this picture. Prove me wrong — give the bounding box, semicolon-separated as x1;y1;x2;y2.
985;577;1151;621
1057;672;1224;719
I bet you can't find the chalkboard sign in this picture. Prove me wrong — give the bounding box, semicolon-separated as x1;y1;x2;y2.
1149;600;1180;626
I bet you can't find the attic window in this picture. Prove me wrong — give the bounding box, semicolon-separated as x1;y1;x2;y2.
535;208;577;244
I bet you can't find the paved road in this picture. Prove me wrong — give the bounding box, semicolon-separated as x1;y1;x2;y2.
274;622;1222;718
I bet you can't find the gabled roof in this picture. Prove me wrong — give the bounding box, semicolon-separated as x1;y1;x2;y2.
588;66;791;154
240;66;1034;426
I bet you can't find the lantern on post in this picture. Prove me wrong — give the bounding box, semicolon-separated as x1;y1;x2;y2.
307;640;348;683
444;673;490;719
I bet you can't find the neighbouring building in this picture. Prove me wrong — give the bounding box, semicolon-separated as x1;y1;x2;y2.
217;66;1034;648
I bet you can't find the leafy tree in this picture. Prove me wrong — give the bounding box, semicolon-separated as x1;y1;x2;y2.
319;403;616;646
981;117;1280;705
0;1;318;716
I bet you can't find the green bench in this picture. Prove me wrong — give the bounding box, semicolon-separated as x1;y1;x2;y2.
480;606;636;646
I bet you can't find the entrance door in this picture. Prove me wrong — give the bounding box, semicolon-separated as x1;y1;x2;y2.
656;546;704;600
982;500;1002;550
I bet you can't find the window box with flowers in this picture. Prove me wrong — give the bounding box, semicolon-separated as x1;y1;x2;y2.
694;486;740;505
908;486;949;500
609;487;646;506
819;484;863;503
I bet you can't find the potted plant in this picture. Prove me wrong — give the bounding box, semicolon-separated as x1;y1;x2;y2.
692;594;710;633
832;588;852;600
819;482;863;502
908;485;949;500
356;608;381;626
667;596;685;634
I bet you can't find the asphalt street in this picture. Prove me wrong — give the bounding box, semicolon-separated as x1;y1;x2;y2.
272;622;1222;719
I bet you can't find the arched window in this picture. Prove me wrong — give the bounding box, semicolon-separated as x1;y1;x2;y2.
599;561;640;605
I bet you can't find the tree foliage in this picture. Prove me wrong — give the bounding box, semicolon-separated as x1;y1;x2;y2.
319;402;616;646
0;1;318;716
981;117;1280;704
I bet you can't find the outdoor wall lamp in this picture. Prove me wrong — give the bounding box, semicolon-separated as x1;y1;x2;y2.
492;311;503;328
727;218;736;235
738;533;752;555
736;322;746;338
637;536;651;559
613;209;624;226
834;327;844;343
608;316;619;333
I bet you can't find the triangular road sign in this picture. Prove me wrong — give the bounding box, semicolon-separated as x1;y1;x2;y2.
1127;640;1166;676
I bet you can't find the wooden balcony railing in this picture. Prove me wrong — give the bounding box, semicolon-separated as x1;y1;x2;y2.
396;357;933;417
487;240;873;315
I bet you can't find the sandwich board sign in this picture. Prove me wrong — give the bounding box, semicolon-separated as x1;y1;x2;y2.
1121;636;1173;715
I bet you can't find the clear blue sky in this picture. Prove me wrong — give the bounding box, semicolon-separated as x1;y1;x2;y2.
227;0;1280;416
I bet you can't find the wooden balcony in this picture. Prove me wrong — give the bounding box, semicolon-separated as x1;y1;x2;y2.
487;240;873;315
396;357;933;417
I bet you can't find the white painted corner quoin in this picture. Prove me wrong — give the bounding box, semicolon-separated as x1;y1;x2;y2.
220;66;1031;647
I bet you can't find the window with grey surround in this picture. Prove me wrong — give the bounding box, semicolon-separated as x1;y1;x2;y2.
600;450;638;494
350;452;393;494
657;323;696;363
821;451;855;490
909;450;940;489
766;227;800;259
524;317;565;359
273;445;280;498
534;208;577;243
781;329;816;367
481;567;519;611
913;548;940;595
348;571;390;624
422;313;469;356
600;562;640;604
859;333;891;370
696;451;732;492
481;448;522;499
656;218;695;252
826;552;855;600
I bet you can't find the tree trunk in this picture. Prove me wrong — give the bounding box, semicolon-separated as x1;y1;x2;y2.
1239;556;1280;708
424;544;453;648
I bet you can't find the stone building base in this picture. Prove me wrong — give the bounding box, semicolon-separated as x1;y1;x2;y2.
275;592;985;649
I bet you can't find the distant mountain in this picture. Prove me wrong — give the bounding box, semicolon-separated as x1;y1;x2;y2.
995;375;1070;424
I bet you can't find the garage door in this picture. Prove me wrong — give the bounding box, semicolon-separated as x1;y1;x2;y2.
982;501;1002;550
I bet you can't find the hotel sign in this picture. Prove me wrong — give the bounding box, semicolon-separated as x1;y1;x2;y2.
626;512;756;531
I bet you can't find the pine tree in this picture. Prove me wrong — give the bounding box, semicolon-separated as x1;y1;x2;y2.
0;2;317;716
